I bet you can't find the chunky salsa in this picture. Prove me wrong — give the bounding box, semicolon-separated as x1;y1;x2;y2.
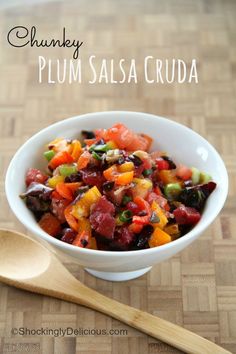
20;123;216;251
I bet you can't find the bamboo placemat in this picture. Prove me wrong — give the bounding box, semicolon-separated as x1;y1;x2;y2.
0;0;236;353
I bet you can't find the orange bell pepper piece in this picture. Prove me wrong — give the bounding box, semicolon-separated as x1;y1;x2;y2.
159;170;179;184
140;133;153;151
78;217;91;234
71;140;82;161
103;166;134;185
103;165;118;181
151;201;168;229
56;182;73;201
128;222;143;234
84;138;98;146
48;151;74;170
71;186;101;219
73;230;92;248
65;182;82;194
117;162;134;173
148;227;171;247
90;237;98;250
77;151;91;170
116;171;134;186
64;205;79;232
132;196;151;224
39;213;61;237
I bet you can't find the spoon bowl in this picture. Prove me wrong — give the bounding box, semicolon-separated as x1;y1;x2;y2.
0;228;231;354
0;229;51;280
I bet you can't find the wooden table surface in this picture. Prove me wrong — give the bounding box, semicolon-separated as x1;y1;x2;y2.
0;0;236;353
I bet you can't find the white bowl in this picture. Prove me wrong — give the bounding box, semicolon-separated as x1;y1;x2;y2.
5;112;228;281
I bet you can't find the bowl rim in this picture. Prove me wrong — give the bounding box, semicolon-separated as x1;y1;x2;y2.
5;110;229;257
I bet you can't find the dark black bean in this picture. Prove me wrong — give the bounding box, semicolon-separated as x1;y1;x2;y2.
117;156;125;165
81;239;88;247
72;186;90;201
141;225;154;237
64;171;82;183
81;130;95;139
133;225;154;250
161;156;176;169
134;236;149;249
128;154;143;166
103;181;115;192
178;224;192;236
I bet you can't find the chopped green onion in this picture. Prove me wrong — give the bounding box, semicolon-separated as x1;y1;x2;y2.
43;150;55;161
150;211;160;223
122;195;132;206
143;169;153;176
92;151;102;160
89;143;109;153
200;172;212;184
59;164;78;177
164;183;182;200
89;144;96;152
119;210;133;222
191;167;200;185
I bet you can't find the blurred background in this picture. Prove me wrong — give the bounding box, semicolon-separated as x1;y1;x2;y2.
0;1;236;353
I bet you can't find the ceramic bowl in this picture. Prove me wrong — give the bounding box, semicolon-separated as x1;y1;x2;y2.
5;112;228;281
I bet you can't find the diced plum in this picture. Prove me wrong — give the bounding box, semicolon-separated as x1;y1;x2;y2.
51;198;70;223
81;169;105;188
134;164;145;177
155;158;170;170
25;168;48;187
109;227;135;251
173;205;201;225
90;212;115;239
126;201;139;214
91;195;115;215
60;228;77;244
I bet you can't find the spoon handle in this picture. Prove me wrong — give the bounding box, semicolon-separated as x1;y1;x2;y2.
1;272;231;354
61;282;231;354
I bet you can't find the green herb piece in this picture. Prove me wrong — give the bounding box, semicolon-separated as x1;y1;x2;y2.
200;172;212;184
164;183;182;200
122;195;132;206
119;210;133;222
191;167;200;184
92;151;102;160
59;164;78;177
143;169;153;176
89;144;109;153
43;150;55;161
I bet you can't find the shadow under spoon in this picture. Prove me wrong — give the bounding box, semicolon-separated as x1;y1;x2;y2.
0;229;231;354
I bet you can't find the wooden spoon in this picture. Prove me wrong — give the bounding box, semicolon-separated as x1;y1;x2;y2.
0;229;231;354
